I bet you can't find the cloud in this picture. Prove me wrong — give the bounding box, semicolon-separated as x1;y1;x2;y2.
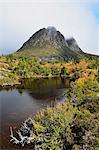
0;0;98;55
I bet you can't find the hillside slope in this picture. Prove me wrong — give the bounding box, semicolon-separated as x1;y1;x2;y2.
17;27;83;60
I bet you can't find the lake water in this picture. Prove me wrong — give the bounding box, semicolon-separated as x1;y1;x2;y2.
0;77;70;149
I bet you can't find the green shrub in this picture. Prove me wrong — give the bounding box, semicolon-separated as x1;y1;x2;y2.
60;67;69;76
65;77;99;113
12;103;98;149
51;67;60;75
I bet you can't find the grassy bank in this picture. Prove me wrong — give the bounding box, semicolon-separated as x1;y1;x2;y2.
0;54;98;87
0;54;67;86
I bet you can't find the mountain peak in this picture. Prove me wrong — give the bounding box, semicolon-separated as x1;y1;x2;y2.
66;37;82;52
17;27;83;60
19;27;68;51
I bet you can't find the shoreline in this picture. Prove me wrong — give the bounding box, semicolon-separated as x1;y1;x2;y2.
0;75;70;89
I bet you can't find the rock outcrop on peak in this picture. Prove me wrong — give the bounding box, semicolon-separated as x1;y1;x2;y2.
66;37;82;53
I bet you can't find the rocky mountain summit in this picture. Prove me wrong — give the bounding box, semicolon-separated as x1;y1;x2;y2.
17;26;83;60
19;27;68;50
66;37;82;52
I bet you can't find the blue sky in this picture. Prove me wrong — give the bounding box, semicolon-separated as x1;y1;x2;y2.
91;3;99;25
0;0;99;55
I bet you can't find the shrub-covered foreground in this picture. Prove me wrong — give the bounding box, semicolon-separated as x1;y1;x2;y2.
9;56;99;149
10;102;99;150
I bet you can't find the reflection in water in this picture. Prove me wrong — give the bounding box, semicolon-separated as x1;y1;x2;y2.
0;77;70;149
19;77;70;100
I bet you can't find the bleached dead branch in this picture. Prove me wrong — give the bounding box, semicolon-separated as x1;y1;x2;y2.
10;118;35;147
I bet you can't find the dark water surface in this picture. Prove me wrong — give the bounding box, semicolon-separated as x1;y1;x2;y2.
0;77;70;149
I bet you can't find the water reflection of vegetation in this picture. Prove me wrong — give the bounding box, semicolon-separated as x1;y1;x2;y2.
18;78;70;101
19;77;70;90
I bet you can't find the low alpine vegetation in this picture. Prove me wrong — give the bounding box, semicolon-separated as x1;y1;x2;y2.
10;102;99;150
